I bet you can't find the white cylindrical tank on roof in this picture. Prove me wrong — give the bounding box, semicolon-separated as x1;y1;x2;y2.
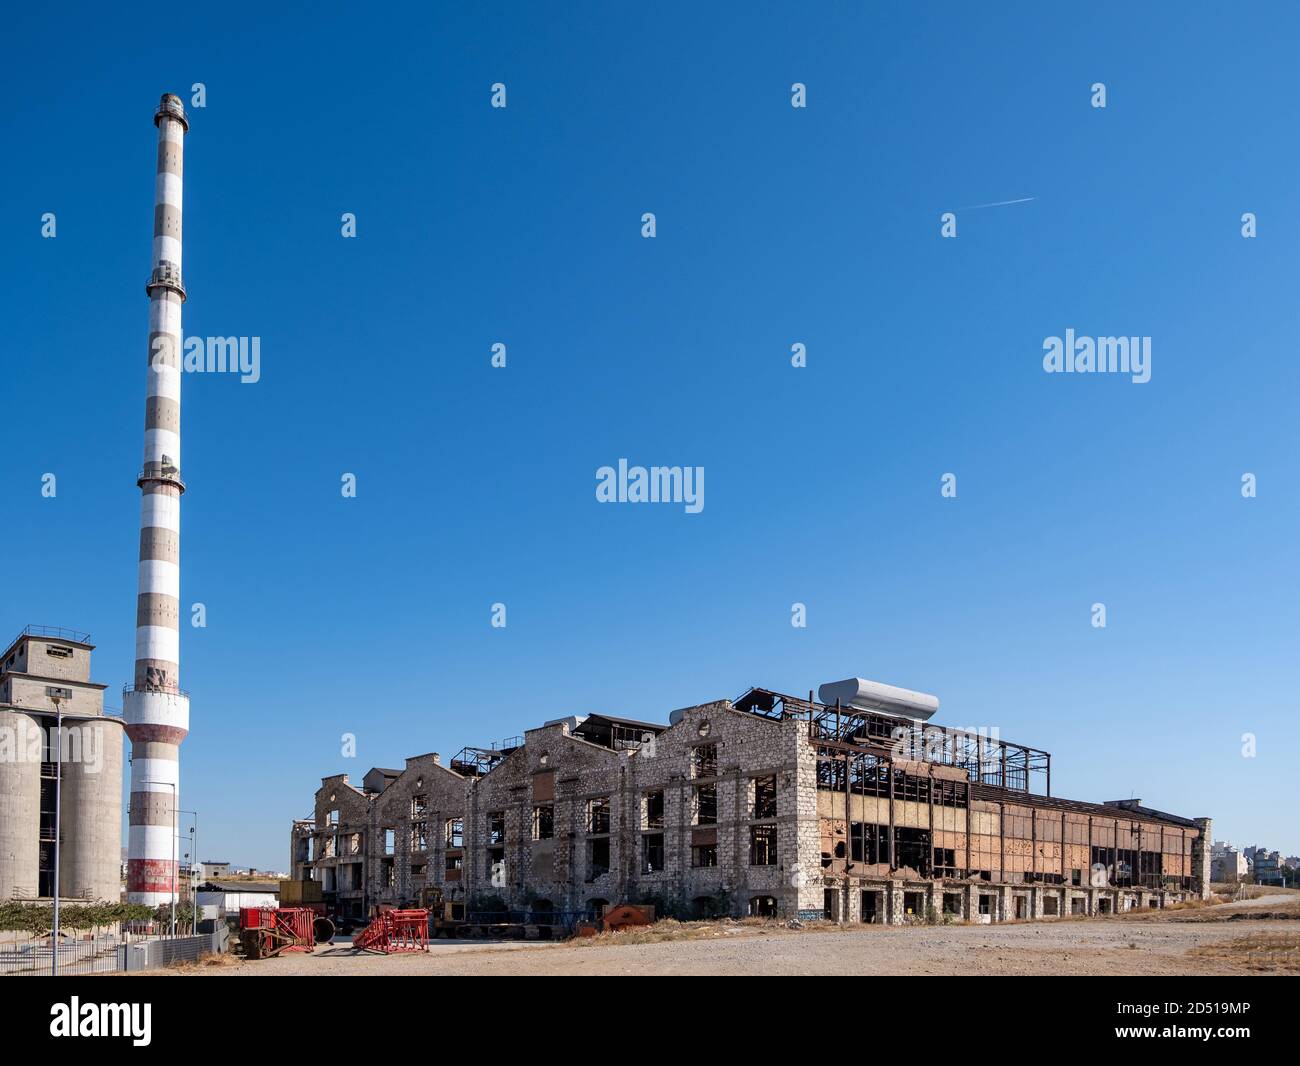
817;678;939;721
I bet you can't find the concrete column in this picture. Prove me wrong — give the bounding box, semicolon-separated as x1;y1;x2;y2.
887;881;904;925
1192;817;1213;899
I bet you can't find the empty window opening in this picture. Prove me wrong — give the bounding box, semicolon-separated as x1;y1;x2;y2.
693;784;717;825
942;892;962;916
753;775;777;818
894;828;932;876
750;824;777;866
903;891;925;917
749;895;778;918
860;890;881;923
411;794;427;817
933;847;958;879
642;833;665;873
1014;896;1028;919
445;817;464;848
643;791;665;830
383;828;395;855
411;822;428;852
1071;897;1086;915
588;838;610;880
588;796;611;834
532;805;554;840
487;811;505;845
1043;895;1060;916
823;889;836;920
978;894;994;916
849;822;890;865
692;744;718;777
1097;897;1112;914
691;842;717;868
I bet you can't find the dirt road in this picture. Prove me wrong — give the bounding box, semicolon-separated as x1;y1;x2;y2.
183;900;1298;976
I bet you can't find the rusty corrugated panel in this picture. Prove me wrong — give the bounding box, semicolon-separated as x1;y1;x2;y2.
533;770;555;802
691;828;717;846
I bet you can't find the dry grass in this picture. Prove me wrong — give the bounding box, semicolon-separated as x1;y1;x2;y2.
574;919;730;946
573;916;841;946
1174;899;1300;924
1189;932;1300;973
1173;893;1234;909
166;950;239;971
1211;883;1297;899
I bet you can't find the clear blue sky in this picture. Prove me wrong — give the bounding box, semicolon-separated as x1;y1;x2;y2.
2;3;1297;869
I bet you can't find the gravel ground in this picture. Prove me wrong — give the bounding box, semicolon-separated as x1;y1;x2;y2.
181;906;1298;977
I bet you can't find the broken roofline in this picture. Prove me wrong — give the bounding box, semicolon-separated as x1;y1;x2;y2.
337;684;1055;797
736;687;1052;793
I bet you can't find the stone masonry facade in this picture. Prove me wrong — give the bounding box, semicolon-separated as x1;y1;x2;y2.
290;690;1209;925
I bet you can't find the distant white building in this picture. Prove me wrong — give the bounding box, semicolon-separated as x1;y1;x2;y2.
195;879;279;921
194;860;232;883
1211;848;1246;884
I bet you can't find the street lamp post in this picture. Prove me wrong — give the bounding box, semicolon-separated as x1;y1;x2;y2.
177;811;198;935
51;696;62;977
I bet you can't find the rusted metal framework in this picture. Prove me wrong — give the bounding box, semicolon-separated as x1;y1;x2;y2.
734;688;1052;796
450;738;521;777
353;909;429;953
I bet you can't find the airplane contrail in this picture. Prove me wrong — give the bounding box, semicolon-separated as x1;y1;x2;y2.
959;196;1037;210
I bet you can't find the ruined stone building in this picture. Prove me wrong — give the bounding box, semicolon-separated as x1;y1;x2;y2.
289;678;1211;925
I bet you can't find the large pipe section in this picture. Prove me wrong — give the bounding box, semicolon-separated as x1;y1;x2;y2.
123;93;191;906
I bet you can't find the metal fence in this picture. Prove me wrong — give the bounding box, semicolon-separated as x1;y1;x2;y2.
119;927;228;972
0;927;227;976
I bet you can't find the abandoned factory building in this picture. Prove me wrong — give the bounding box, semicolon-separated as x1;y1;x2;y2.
289;678;1211;925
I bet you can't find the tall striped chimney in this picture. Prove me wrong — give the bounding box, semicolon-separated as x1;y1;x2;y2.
124;93;191;906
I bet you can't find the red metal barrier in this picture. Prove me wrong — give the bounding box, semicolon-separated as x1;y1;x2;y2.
353;909;428;954
239;907;316;958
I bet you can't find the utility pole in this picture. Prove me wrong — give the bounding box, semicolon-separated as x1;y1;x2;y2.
51;695;62;976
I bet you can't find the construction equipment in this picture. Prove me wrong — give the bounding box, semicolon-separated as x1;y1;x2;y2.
276;879;347;941
572;902;655;937
352;908;429;954
239;907;316;959
600;903;654;932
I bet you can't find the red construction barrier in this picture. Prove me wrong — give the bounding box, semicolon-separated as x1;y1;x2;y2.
353;909;428;954
239;907;316;958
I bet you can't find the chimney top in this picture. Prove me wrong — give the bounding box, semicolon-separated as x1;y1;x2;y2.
155;93;189;131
